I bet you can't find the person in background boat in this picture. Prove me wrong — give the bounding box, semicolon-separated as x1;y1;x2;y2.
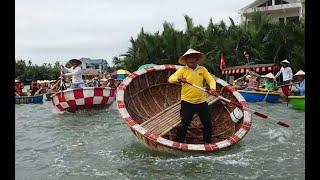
15;79;23;97
168;48;217;144
114;79;122;87
85;79;92;87
49;80;56;89
291;70;305;96
40;81;50;94
106;78;117;88
261;73;277;91
233;77;247;90
47;80;57;93
15;76;25;95
104;72;111;80
30;79;43;95
100;78;109;88
245;75;259;91
275;59;293;85
49;77;67;92
91;76;100;87
61;59;85;89
244;68;261;91
64;77;72;89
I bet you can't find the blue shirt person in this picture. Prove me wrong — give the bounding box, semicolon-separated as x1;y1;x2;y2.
291;70;305;96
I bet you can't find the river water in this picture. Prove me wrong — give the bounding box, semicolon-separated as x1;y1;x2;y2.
15;96;305;180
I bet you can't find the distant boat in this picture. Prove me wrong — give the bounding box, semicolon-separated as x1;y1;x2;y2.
238;90;280;103
51;87;116;113
116;64;251;153
15;94;43;104
288;96;305;111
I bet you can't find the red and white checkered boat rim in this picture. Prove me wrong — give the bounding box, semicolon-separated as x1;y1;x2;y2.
116;64;251;152
51;87;116;112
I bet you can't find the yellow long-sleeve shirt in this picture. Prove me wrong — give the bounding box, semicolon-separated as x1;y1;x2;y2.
168;65;216;104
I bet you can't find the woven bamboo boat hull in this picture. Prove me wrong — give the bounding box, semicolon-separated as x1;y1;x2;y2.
116;65;251;153
238;90;280;103
51;87;116;113
288;96;305;111
15;94;44;104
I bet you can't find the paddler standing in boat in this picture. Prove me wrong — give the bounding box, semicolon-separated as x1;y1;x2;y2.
275;59;293;85
168;49;217;144
61;59;85;89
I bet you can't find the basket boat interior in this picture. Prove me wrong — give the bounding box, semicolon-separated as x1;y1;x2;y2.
123;69;244;144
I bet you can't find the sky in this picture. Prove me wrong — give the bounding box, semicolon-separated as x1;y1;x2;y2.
15;0;253;66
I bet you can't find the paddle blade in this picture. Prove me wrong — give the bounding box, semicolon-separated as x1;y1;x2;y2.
276;121;290;128
253;111;268;119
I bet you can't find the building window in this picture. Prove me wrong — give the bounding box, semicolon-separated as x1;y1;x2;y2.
286;16;299;23
279;17;285;23
275;0;288;5
258;0;272;7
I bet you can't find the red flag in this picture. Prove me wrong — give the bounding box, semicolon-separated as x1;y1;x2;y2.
220;53;226;70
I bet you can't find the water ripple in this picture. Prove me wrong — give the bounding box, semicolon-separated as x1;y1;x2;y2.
15;101;305;179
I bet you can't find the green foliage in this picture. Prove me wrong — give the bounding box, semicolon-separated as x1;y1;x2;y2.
16;13;304;79
15;60;62;81
113;13;304;76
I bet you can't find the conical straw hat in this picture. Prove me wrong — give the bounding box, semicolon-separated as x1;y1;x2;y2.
280;59;290;64
68;59;82;65
178;49;207;65
263;72;275;79
294;70;305;76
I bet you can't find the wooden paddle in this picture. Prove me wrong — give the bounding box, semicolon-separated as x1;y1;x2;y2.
262;81;277;102
263;89;270;102
60;66;63;90
182;81;290;128
59;66;64;98
276;81;298;88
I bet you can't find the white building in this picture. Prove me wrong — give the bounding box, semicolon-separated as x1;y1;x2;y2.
239;0;305;24
80;58;110;73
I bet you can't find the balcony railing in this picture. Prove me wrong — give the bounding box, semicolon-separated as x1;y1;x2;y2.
240;3;302;14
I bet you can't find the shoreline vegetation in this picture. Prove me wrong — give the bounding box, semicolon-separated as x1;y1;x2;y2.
16;13;304;81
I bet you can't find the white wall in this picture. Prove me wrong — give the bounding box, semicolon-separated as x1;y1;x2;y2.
242;8;301;23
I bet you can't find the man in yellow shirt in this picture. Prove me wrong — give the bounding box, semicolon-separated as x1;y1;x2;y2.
168;49;218;143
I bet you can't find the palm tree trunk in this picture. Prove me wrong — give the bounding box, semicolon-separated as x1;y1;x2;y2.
273;45;281;64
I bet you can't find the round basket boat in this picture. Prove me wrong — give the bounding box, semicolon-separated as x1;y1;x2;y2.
116;64;252;153
15;94;43;104
288;95;305;111
51;87;116;113
238;90;280;103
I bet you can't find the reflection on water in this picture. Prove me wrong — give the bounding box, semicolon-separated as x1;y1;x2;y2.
15;99;305;179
